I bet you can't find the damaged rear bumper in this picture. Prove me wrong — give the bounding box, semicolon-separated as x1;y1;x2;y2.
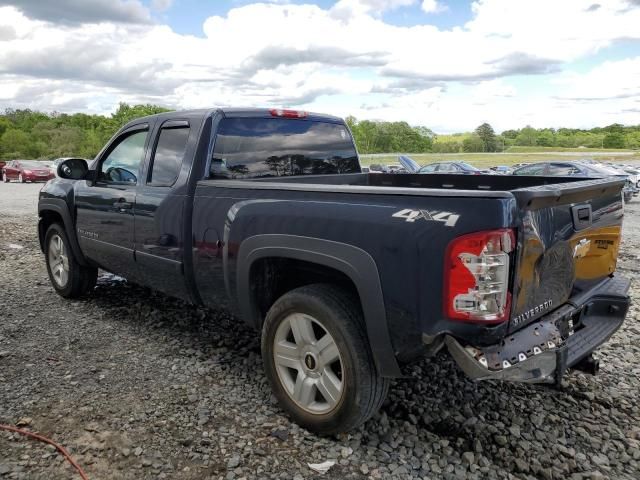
445;274;631;384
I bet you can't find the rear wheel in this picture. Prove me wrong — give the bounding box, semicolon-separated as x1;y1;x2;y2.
45;223;97;298
262;284;389;435
2;172;8;183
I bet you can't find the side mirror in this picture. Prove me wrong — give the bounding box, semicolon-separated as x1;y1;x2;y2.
57;158;88;180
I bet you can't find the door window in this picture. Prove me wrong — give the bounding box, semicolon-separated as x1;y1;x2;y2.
148;125;190;186
99;130;148;184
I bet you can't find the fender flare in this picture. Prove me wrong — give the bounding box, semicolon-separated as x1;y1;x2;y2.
236;234;402;378
38;200;89;267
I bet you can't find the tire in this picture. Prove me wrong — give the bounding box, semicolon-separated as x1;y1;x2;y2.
19;173;25;183
262;283;389;435
44;223;98;298
2;172;8;183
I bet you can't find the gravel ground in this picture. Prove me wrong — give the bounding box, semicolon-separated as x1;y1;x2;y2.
0;186;639;480
0;182;44;216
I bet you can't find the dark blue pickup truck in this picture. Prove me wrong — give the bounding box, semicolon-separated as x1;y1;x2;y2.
38;108;631;434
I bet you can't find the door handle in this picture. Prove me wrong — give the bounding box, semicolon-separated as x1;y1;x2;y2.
113;199;133;211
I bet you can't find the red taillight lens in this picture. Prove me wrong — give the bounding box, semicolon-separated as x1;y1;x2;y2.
444;229;515;323
269;108;308;118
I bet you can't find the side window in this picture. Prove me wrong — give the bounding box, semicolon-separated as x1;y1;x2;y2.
437;164;453;172
513;164;547;176
420;164;438;172
148;125;190;186
548;163;580;176
99;130;148;184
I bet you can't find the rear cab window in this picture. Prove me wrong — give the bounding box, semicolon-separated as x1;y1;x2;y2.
210;117;359;179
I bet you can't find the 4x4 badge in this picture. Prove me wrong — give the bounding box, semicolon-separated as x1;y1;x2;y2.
392;209;460;227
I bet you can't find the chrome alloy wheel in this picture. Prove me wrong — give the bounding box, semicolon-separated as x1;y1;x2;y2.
273;313;344;414
48;234;69;287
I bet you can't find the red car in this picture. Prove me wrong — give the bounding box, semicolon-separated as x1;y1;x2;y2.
2;160;55;183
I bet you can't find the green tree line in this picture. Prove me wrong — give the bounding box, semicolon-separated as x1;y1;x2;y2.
0;104;170;160
1;104;639;160
431;123;640;153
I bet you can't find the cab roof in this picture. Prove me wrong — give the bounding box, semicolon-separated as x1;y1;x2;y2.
122;108;345;131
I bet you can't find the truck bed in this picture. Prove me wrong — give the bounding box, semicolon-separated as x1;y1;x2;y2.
204;173;625;207
249;172;594;189
197;172;625;339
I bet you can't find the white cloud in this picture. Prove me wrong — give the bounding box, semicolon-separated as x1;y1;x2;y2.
0;0;639;132
421;0;447;14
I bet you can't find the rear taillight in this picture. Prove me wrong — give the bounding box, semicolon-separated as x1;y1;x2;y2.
444;229;514;323
269;108;308;118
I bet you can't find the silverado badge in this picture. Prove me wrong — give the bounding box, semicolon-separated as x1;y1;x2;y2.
512;300;553;327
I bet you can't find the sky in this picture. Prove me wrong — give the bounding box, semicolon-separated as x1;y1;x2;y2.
0;0;639;133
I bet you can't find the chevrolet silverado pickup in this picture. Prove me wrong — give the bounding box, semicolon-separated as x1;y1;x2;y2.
38;108;631;434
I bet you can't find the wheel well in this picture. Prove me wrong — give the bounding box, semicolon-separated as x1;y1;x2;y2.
249;257;360;326
38;210;64;252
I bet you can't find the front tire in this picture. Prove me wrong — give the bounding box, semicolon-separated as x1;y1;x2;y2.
44;223;98;298
2;172;8;183
262;284;389;435
19;173;25;183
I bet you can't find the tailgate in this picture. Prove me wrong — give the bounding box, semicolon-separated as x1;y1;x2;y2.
509;177;625;331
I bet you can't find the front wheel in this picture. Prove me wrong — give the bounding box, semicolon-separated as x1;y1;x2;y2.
18;173;25;183
45;223;98;298
2;172;8;183
261;284;389;435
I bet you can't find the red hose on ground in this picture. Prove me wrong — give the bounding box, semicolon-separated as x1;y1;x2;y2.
0;424;90;480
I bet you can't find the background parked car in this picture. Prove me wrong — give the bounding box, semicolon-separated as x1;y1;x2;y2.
2;160;55;183
385;164;407;173
489;165;512;175
512;161;638;202
621;166;639;187
398;156;491;175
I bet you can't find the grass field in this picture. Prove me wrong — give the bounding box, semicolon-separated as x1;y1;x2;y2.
359;150;640;169
504;146;636;153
